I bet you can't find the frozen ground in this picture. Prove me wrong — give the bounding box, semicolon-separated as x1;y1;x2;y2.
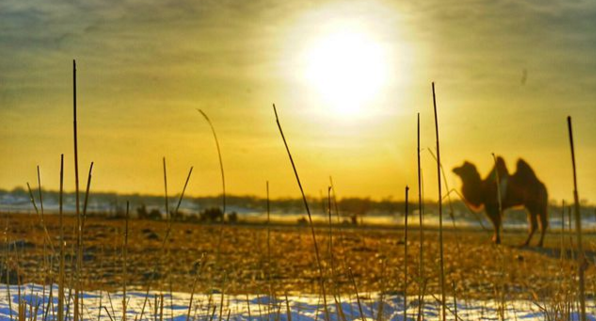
1;284;595;320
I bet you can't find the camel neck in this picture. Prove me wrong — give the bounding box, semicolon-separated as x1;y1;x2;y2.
461;175;484;207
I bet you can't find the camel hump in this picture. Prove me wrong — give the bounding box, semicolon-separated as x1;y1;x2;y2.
495;156;509;177
486;156;509;182
514;158;538;182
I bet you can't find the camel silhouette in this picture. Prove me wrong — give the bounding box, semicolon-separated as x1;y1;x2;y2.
452;157;548;247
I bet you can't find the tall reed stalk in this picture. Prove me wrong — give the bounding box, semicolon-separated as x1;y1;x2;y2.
197;109;229;305
198;109;226;215
122;201;130;321
416;113;425;321
266;180;273;319
567;116;586;321
272;104;330;321
197;110;230;321
71;59;84;321
431;82;447;321
404;185;409;320
58;154;65;321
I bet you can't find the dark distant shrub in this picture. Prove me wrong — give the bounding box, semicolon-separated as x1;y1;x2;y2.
227;211;238;223
171;210;184;221
199;207;224;222
148;209;162;220
297;217;308;225
350;214;358;225
138;205;162;220
137;205;148;219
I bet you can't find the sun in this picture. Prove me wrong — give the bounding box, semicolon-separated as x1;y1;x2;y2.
304;28;388;117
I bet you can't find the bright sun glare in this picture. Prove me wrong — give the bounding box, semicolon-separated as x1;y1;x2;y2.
305;29;387;117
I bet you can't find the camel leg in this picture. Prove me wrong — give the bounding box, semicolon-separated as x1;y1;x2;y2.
486;207;502;244
522;209;538;247
537;212;548;247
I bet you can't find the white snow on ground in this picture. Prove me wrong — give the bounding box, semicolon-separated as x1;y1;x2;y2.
1;284;595;320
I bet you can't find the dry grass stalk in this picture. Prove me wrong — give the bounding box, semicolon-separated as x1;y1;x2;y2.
567;116;586;321
26;183;39;215
198;110;229;312
328;180;349;321
58;154;65;321
186;253;205;321
36;165;56;321
137;158;183;320
431;82;447;321
123;201;130;321
175;166;194;216
560;200;566;261
272;104;330;321
416;112;425;321
159;293;164;321
218;275;227;321
327;186;346;321
245;294;252;321
198;109;226;215
4;228;13;321
36;166;44;218
376;258;387;321
347;268;365;321
285;292;292;321
266;180;273;320
77;161;94;319
72;59;82;321
163;157;170;224
25;179;54;252
426;150;458;229
404;185;409;320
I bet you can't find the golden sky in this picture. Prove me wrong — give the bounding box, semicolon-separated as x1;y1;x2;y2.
1;0;595;203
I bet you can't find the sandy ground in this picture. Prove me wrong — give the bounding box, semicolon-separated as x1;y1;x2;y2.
0;213;593;301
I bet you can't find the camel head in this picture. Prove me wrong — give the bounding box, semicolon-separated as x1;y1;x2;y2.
452;161;484;209
452;161;480;181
